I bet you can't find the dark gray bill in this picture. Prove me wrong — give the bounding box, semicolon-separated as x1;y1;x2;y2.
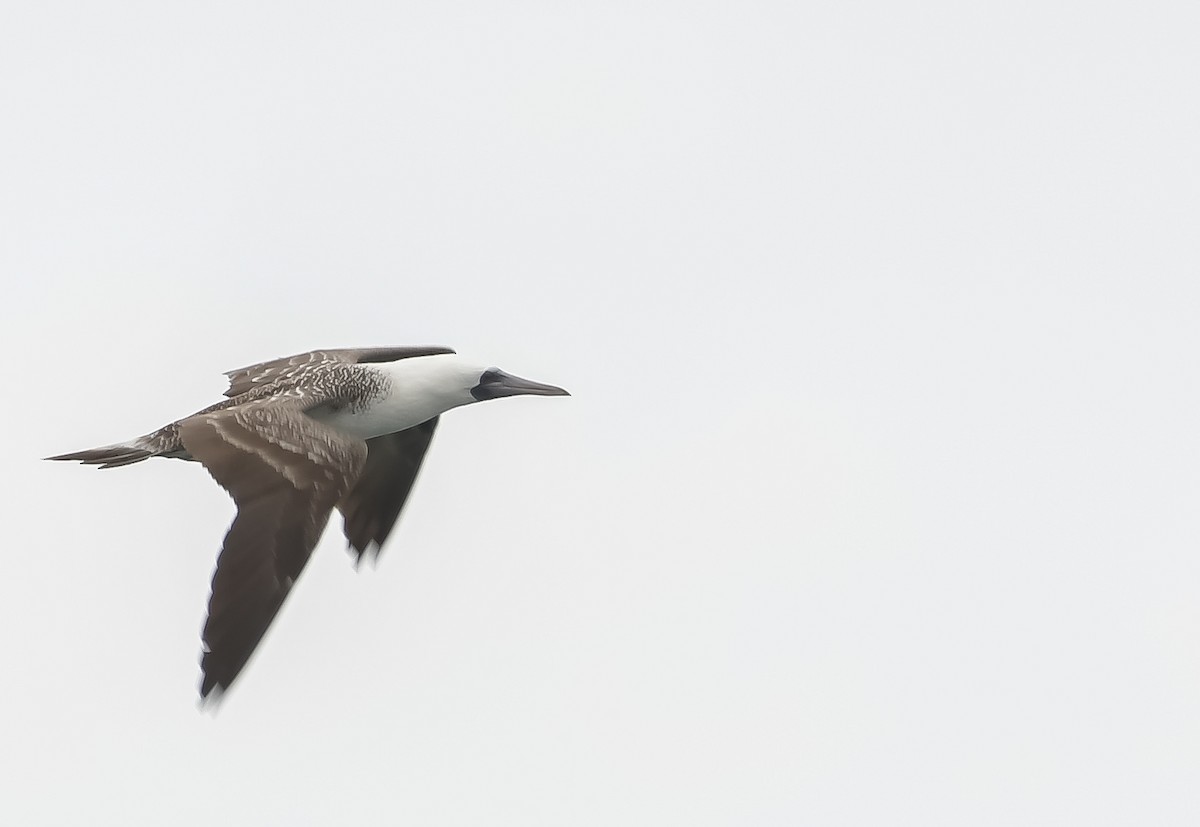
471;368;570;401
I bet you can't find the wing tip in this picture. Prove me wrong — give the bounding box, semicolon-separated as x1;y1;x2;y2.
44;446;153;469
346;539;384;570
197;679;226;712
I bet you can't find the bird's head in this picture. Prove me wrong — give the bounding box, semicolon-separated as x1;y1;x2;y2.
373;354;569;432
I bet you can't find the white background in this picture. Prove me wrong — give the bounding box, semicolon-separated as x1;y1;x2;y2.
2;2;1198;824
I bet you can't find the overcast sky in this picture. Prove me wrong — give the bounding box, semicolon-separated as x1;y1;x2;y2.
3;2;1199;824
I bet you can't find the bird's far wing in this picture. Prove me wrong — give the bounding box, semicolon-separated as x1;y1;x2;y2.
338;417;439;567
178;393;369;703
222;346;456;398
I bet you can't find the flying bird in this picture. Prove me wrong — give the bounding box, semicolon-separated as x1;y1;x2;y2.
47;346;568;703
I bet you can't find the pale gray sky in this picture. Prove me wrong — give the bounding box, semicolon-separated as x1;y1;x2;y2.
3;1;1199;824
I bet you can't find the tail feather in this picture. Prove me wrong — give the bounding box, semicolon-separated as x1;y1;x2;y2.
45;442;154;469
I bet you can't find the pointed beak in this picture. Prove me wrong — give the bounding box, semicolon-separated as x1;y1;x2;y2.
472;370;570;401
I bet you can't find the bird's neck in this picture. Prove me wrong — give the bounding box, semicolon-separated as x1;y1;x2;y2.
317;355;477;439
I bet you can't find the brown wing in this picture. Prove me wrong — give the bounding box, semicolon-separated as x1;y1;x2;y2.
179;396;369;702
223;346;456;398
339;417;439;566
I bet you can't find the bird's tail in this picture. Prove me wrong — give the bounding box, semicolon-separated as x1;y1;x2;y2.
45;438;156;469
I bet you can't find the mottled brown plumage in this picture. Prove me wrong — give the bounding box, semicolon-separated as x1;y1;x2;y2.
222;346;454;399
46;345;568;704
179;392;370;701
48;347;449;701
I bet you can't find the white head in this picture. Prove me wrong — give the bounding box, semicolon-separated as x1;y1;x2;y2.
357;353;569;438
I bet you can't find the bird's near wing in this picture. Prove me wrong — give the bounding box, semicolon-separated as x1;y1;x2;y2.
338;417;439;567
222;346;456;398
178;393;369;703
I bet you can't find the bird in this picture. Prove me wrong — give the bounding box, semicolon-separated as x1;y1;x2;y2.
46;346;569;703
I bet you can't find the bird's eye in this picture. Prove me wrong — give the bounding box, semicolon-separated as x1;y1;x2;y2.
478;368;504;385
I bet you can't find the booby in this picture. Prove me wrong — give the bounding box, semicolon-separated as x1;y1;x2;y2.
47;346;568;703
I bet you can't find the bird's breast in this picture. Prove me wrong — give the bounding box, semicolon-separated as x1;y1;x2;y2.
308;391;459;440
